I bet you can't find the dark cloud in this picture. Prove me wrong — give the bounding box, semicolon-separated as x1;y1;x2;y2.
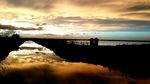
6;0;25;5
0;24;43;30
6;0;57;9
70;0;110;6
121;12;150;18
126;4;150;11
51;16;150;28
50;16;89;24
95;18;150;27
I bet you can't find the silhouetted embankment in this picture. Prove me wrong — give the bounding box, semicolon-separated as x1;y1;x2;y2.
34;38;150;78
0;35;24;61
51;44;150;78
0;35;150;78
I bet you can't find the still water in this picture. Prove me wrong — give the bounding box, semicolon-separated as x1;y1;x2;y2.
69;40;150;46
99;41;150;46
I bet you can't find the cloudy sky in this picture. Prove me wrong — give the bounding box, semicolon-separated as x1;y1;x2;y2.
0;0;150;40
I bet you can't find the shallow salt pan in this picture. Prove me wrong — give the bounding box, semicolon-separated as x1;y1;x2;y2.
3;41;64;64
9;41;54;56
19;40;44;48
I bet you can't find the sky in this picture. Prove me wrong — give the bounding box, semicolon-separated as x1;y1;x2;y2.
0;0;150;40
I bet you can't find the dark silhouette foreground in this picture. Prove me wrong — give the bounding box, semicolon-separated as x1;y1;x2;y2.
0;35;24;61
0;35;150;78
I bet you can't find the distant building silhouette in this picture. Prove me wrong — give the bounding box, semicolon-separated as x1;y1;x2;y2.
90;38;94;46
90;38;99;47
94;38;99;46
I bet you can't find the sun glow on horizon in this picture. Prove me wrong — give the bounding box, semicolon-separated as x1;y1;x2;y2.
0;20;37;28
0;20;71;35
0;0;149;40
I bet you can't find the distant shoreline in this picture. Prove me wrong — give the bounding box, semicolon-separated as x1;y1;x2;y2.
21;37;150;42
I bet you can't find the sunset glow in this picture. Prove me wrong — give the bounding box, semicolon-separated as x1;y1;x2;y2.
0;0;149;40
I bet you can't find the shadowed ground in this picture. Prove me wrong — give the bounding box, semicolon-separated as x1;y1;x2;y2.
0;35;150;78
1;62;150;84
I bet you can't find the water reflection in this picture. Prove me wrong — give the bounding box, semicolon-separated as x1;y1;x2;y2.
1;41;150;84
67;40;150;46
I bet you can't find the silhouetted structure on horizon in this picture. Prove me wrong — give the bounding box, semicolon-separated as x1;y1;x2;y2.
90;38;98;47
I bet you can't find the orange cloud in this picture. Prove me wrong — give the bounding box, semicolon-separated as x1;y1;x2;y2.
0;0;149;32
